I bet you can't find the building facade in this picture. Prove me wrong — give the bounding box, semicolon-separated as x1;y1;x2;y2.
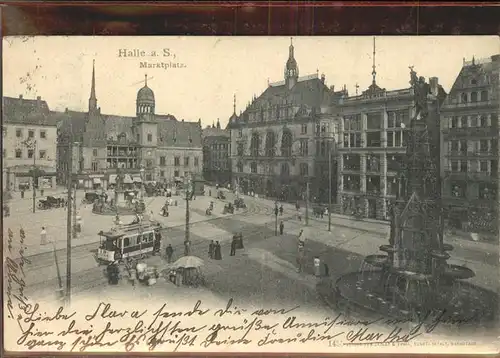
3;95;61;191
228;39;345;201
440;55;500;235
202;118;231;186
57;63;203;189
336;74;446;220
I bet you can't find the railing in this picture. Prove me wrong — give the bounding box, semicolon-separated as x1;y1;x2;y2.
445;170;495;181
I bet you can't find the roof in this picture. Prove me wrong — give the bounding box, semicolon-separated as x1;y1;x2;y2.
57;110;88;143
3;96;61;127
203;127;230;139
158;119;202;148
103;114;135;142
137;85;155;103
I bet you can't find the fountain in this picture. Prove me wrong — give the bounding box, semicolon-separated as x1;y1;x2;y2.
331;68;497;325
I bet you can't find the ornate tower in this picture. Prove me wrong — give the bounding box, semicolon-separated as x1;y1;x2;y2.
284;37;299;90
89;59;98;113
134;74;157;178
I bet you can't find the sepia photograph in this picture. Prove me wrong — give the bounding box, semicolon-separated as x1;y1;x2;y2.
2;35;500;353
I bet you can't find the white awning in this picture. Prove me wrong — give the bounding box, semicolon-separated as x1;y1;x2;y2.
123;175;133;184
133;177;142;183
93;178;101;184
108;174;117;184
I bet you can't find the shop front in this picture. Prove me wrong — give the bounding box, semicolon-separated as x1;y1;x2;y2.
6;165;56;191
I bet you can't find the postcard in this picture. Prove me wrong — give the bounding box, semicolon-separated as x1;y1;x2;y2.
2;35;499;354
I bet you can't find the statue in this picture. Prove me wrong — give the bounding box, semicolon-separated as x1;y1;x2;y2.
409;66;430;120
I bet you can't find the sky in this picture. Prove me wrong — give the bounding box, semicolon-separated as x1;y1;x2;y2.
3;36;499;128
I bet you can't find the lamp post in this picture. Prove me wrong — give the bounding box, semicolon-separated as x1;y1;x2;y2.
274;204;279;235
184;174;194;253
327;133;336;232
65;139;73;306
140;166;145;200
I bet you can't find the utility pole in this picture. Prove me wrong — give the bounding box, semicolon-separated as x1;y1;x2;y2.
185;175;192;246
65;139;73;306
52;243;64;303
72;182;77;238
32;140;36;213
328;140;332;232
274;204;279;235
305;181;310;226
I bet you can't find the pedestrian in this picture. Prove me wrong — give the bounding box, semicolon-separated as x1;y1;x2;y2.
166;244;174;263
279;205;284;216
209;189;212;197
184;240;191;256
230;235;237;256
323;263;330;277
41;188;44;197
238;232;244;249
279;221;284;235
40;227;47;245
214;241;222;260
208;240;215;259
320;208;324;219
21;190;25;199
296;241;305;273
153;230;162;255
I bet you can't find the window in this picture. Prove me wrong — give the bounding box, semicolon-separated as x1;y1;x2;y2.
237;161;243;172
91;161;98;172
39;150;46;159
93;149;98;156
460;160;468;172
281;163;290;176
451;161;459;172
147;133;153;142
40;130;46;139
480;115;488;127
2;149;6;158
194;157;199;166
251;162;257;173
124;238;130;247
28;130;34;138
480;160;488;172
299;140;308;156
450;116;458;128
321;125;326;133
301;124;307;134
146;159;153;168
300;163;308;176
28;149;34;159
15;149;22;158
366;113;382;130
174;170;179;177
471;92;478;102
461;93;468;103
481;90;489;102
2;127;6;137
160;156;166;166
451;141;459;152
459;140;467;153
174;157;180;166
16;129;22;138
184;157;190;166
480;140;489;152
160;170;165;177
451;181;466;198
238;129;242;138
366;132;381;147
137;134;140;142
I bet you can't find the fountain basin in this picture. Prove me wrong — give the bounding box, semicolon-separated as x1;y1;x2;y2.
380;244;398;253
442;264;475;280
431;250;451;260
364;255;388;268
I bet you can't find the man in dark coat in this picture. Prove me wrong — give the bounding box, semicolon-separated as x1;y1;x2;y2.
279;205;284;216
165;244;174;263
230;236;237;256
153;230;162;255
214;241;222;260
279;221;284;235
208;240;215;259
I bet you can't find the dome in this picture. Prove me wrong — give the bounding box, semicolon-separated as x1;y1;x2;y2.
137;85;155;103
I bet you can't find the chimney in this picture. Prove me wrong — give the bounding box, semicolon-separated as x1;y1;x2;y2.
321;74;325;84
18;94;23;99
429;77;439;96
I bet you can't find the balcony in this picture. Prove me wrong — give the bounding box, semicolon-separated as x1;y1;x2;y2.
443;126;498;138
445;170;496;182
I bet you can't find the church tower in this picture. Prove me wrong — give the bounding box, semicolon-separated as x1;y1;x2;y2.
134;74;158;177
284;37;299;90
89;59;98;114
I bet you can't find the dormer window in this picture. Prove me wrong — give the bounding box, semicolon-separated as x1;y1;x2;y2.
471;78;477;85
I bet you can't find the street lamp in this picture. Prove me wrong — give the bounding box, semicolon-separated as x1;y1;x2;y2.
140;165;145;200
327;132;336;232
184;174;194;255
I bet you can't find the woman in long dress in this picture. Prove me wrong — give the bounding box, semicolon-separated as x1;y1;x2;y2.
214;241;222;260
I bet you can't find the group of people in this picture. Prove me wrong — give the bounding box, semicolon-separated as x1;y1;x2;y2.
208;240;223;260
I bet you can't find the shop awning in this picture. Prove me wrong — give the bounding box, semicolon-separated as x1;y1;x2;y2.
93;178;101;184
108;174;117;184
133;177;142;183
123;175;133;184
174;177;183;182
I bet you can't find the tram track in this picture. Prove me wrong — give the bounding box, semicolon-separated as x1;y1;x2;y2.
18;196;277;271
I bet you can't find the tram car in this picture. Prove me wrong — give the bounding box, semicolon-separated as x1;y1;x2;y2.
96;222;161;264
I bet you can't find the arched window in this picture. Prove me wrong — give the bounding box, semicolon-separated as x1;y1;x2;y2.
250;162;258;173
281;163;290;176
265;131;276;157
237;161;243;172
461;93;468;103
250;132;260;157
281;129;293;157
481;90;489;101
471;92;478;102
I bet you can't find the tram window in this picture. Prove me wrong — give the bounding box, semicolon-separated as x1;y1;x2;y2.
136;235;142;245
142;234;149;243
124;237;130;247
147;232;154;242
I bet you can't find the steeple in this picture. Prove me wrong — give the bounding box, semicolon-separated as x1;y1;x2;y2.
216;118;221;129
145;73;148;86
89;59;97;112
372;37;377;86
284;37;299;89
233;94;236;114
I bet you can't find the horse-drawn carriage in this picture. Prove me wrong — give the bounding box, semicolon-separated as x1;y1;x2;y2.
234;198;246;209
223;203;234;214
38;196;66;210
82;191;101;204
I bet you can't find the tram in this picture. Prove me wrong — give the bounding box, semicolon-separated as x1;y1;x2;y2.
97;221;161;264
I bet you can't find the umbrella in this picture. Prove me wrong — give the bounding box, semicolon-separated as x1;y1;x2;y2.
169;256;205;269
